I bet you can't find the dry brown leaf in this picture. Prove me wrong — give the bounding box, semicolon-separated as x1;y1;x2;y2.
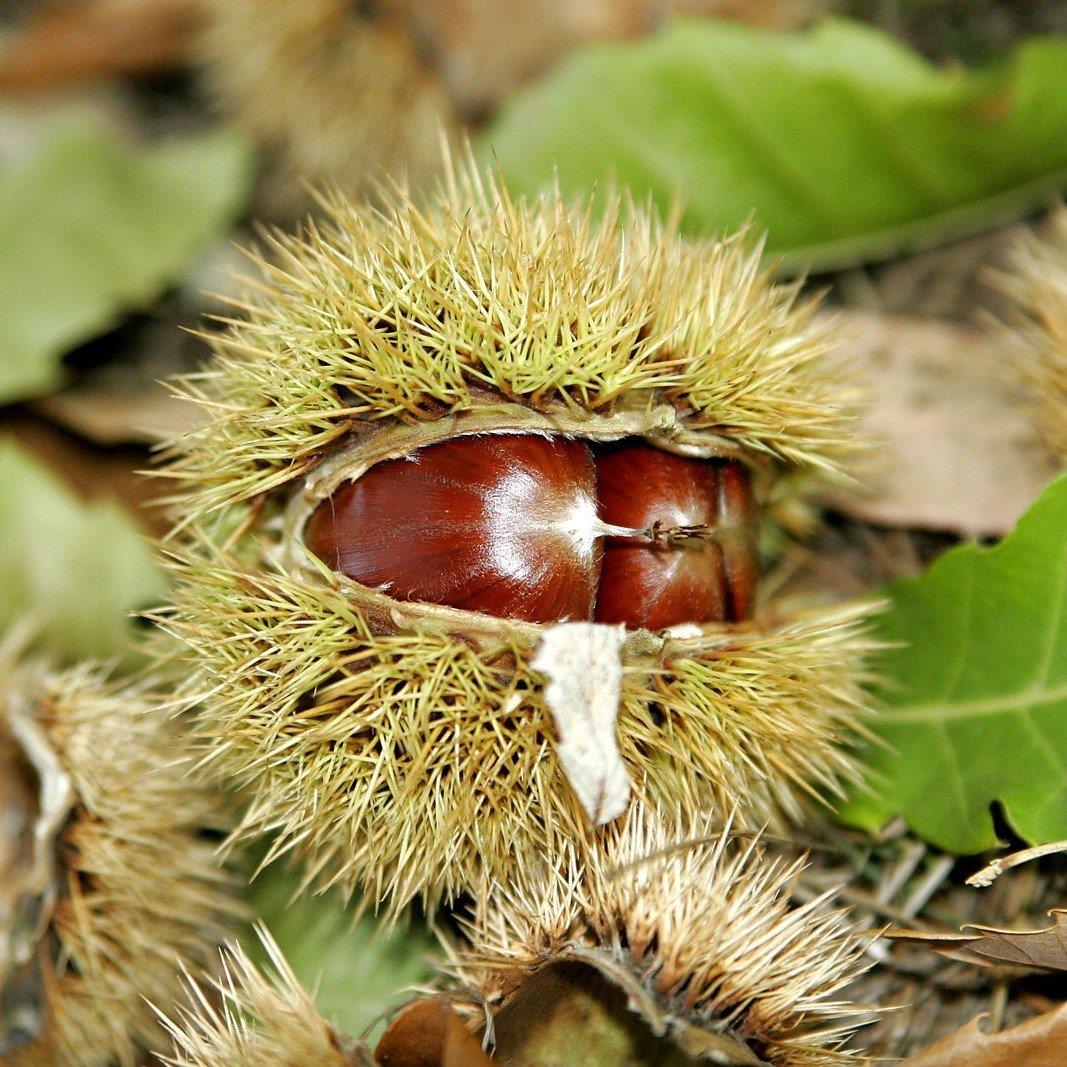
903;1001;1067;1066
0;0;199;92
34;384;200;448
886;910;1067;971
385;0;651;117
375;996;492;1067
823;310;1057;536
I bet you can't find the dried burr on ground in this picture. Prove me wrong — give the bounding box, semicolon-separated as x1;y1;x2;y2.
0;632;236;1067
197;0;456;212
449;806;874;1065
156;811;874;1066
156;927;370;1067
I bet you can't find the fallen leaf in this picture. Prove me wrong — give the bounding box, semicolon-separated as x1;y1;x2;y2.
838;473;1067;852
485;21;1067;272
0;411;165;535
531;622;630;825
391;0;652;118
903;1002;1067;1066
375;996;492;1067
391;2;825;122
243;864;439;1044
0;124;252;404
0;441;165;665
34;381;200;447
823;310;1057;536
886;910;1067;972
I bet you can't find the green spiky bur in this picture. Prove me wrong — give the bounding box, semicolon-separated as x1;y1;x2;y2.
159;547;875;913
161;161;856;524
159;155;874;915
157;813;872;1067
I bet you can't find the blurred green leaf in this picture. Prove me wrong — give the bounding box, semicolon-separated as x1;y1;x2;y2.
840;473;1067;853
0;441;165;663
483;19;1067;271
244;865;439;1041
0;126;253;404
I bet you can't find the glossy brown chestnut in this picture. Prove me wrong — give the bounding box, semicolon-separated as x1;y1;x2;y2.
717;458;760;620
594;444;758;629
305;434;601;623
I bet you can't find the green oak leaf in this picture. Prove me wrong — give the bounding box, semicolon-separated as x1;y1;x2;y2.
244;865;439;1042
0;441;165;664
840;473;1067;853
0;125;253;404
483;19;1067;272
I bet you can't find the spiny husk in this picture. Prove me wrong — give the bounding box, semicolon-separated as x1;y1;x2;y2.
159;155;873;915
198;0;455;205
161;156;858;525
452;806;873;1066
998;206;1067;464
0;645;237;1067
159;545;876;913
156;927;369;1067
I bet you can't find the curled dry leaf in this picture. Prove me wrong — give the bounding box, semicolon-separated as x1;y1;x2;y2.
968;839;1067;887
375;996;492;1067
823;309;1057;536
885;909;1067;972
903;1002;1067;1067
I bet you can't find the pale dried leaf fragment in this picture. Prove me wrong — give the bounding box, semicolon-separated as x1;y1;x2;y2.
886;909;1067;971
903;1002;1067;1067
822;310;1057;535
532;622;630;826
34;383;202;447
